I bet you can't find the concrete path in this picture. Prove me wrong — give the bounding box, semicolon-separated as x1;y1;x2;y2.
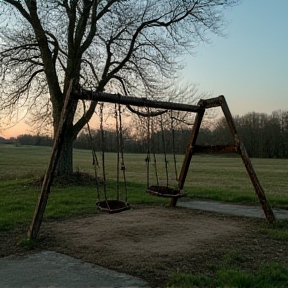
178;199;288;220
1;200;288;288
0;251;150;288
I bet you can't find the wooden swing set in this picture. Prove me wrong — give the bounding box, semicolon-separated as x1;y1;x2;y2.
27;85;276;240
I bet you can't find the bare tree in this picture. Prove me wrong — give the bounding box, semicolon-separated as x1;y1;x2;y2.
0;0;239;175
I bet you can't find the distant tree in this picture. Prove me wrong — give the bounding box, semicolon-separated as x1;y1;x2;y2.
0;0;239;175
0;136;8;143
272;110;288;158
17;133;53;146
212;116;234;145
211;111;288;159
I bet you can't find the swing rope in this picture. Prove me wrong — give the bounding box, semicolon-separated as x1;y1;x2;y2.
99;103;109;207
86;120;101;203
117;103;128;204
160;114;169;187
170;110;178;183
115;104;120;200
151;117;159;186
82;99;101;203
145;107;150;188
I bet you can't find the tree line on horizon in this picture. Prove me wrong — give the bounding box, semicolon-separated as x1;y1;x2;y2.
7;110;288;159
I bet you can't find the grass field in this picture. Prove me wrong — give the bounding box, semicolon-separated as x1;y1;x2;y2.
0;143;287;231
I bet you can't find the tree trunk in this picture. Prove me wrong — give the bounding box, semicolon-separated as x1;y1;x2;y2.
55;135;74;175
52;96;78;176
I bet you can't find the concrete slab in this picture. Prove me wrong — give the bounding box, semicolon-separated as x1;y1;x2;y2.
178;199;288;220
0;251;150;288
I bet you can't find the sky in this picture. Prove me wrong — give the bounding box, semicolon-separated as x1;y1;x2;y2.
1;0;288;138
181;0;288;116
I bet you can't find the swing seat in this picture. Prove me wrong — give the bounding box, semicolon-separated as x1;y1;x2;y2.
96;200;130;214
146;186;186;198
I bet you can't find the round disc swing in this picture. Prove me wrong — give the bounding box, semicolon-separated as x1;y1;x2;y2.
145;110;186;200
93;103;130;213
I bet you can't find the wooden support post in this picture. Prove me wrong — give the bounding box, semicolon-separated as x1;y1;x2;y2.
27;82;73;239
170;109;205;207
217;96;275;223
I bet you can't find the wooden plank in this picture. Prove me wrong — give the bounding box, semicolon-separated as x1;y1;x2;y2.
198;96;223;108
194;145;238;154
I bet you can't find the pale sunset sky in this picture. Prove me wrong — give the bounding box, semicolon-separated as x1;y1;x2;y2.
1;0;288;138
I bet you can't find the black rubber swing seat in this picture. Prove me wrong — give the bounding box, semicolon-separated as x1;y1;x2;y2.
96;200;130;213
146;186;186;198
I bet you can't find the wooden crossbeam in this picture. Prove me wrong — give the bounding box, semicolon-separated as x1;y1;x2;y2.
193;145;238;154
72;89;204;113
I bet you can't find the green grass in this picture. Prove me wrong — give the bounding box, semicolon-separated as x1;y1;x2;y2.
0;143;288;232
0;144;49;180
166;243;288;287
167;255;288;288
260;220;288;241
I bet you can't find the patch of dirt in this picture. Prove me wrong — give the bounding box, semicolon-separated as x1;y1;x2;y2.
1;205;288;287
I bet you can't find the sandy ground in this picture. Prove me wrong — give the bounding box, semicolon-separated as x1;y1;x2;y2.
39;205;287;287
50;206;243;258
1;205;288;287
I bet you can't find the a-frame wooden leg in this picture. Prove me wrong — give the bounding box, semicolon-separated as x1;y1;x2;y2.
170;110;205;207
219;96;276;223
27;82;73;239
